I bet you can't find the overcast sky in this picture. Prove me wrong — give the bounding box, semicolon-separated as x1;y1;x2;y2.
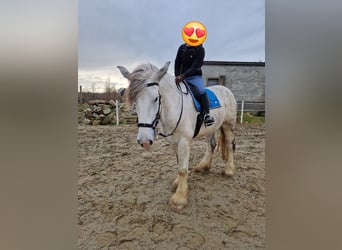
78;0;265;91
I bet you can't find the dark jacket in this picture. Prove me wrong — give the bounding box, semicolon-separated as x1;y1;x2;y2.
174;44;205;78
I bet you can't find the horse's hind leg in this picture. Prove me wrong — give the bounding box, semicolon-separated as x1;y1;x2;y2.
194;134;216;173
220;123;235;177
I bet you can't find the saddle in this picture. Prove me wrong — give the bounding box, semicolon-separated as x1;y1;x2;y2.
189;88;221;112
183;81;221;137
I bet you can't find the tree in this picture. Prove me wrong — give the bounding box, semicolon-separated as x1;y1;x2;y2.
91;82;97;100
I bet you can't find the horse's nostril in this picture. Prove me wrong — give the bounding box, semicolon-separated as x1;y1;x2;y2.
149;140;153;145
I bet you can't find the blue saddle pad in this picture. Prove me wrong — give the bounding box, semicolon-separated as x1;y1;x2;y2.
190;88;221;112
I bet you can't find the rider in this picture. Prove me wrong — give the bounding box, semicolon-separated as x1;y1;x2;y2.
174;24;215;127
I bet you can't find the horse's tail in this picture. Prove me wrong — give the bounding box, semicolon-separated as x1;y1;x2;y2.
218;126;229;162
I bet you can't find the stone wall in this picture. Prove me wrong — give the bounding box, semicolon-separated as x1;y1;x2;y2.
202;61;265;102
78;100;136;125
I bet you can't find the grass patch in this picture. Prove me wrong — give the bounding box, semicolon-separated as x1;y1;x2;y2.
237;112;265;124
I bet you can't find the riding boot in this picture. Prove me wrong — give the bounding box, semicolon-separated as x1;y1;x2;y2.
199;93;215;127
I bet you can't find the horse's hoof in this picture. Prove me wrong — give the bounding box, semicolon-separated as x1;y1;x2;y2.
170;193;187;209
194;165;210;173
222;169;234;177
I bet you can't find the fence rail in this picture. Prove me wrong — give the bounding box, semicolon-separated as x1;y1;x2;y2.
236;101;265;123
236;101;265;112
80;99;265;126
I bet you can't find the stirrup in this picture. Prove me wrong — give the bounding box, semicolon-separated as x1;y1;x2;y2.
204;114;214;127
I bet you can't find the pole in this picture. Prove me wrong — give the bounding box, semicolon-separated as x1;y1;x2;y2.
79;85;83;103
240;100;244;124
116;99;119;125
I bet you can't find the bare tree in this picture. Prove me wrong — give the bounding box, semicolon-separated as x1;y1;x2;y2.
105;77;111;101
79;85;83;103
91;82;97;100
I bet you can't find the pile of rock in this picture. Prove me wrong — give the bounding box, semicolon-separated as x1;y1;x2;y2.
79;100;116;125
78;100;137;125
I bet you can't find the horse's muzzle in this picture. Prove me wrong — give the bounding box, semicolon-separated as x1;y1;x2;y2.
137;139;153;149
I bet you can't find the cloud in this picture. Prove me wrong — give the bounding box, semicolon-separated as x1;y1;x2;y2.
78;0;265;91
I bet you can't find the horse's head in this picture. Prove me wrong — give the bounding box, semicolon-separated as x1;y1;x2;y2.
117;61;170;149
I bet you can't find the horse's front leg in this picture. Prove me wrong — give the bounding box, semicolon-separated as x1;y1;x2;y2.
171;144;179;188
170;137;190;209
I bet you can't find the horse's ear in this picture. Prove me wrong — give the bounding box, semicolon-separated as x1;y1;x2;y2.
117;66;131;80
158;61;170;80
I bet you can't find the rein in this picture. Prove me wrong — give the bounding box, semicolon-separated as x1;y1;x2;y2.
137;81;188;138
159;82;186;137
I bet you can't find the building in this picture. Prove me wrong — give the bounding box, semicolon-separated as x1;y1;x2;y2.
202;61;265;114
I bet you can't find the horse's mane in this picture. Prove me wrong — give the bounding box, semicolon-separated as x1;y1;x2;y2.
124;63;159;107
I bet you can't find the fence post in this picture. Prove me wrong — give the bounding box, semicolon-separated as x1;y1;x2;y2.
116;99;119;125
240;100;244;124
79;85;83;103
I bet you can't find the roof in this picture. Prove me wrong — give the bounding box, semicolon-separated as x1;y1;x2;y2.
203;61;265;67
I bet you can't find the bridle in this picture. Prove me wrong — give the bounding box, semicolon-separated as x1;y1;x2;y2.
137;81;188;138
137;82;161;137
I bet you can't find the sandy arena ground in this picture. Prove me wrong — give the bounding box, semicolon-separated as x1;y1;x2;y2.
78;123;265;249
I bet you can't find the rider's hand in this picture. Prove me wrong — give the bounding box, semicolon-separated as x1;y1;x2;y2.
175;75;183;84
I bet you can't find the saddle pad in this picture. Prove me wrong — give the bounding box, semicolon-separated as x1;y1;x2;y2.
190;88;221;112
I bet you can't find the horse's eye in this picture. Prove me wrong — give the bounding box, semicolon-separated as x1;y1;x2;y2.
154;97;159;102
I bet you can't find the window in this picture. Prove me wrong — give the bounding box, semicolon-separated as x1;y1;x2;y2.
207;78;219;86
